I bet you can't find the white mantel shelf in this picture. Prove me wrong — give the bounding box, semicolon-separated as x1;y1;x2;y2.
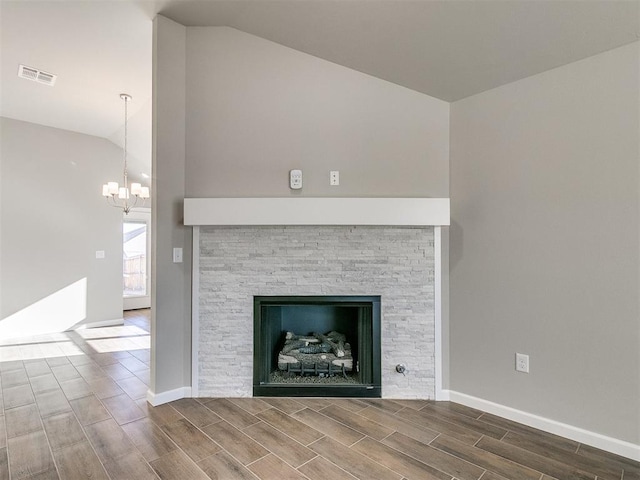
183;197;450;226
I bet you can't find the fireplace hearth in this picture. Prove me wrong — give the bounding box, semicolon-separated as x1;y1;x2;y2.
253;295;381;397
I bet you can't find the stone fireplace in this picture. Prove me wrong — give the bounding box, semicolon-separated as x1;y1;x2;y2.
185;197;449;399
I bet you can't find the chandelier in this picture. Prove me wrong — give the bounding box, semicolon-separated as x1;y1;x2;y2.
102;93;149;214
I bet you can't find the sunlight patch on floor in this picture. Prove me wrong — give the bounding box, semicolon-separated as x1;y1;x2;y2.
74;325;148;339
86;335;150;353
0;340;83;362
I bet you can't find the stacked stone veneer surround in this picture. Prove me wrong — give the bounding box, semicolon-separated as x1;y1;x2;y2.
198;225;435;398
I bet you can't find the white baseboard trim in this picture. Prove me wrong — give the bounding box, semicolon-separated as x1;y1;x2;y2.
146;387;192;406
446;390;640;462
436;388;450;401
74;318;124;330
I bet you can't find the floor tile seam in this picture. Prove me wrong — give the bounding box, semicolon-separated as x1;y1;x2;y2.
304;412;367;446
501;427;583;456
239;419;309;450
248;437;318;472
420;402;485;421
346;434;429;480
3;445;12;480
401;405;496;441
0;370;29;390
143;403;187;430
474;468;491;480
200;403;257;428
475;436;594;480
235;446;272;469
25;368;53;380
391;408;452;441
3;405;45;441
317;404;394;439
422;405;504;435
575;444;640;473
227;398;273;415
184;416;230;455
305;433;327;449
378;430;489;480
1;380;30;393
294;454;319;471
107;368;136;383
269;404;307;416
359;404;442;439
83;413;158;479
17;397;62;480
48;366;113;477
499;434;624;479
332;406;402;438
119;359;152;372
376;398;404;413
13;366;44;415
207;397;268;421
246;452;314;480
240;418;319;459
0;415;6;454
120;419;183;471
364;400;404;415
255;408;326;446
475;412;576;452
194;451;253;480
297;453;360;480
428;434;538;480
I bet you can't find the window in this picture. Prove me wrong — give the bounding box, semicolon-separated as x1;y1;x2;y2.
123;221;147;297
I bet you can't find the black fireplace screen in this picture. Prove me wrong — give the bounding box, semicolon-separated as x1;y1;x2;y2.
253;296;381;397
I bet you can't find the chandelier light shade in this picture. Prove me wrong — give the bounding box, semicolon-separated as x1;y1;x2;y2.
102;93;149;214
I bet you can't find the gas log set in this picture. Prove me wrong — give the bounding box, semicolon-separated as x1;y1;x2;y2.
277;331;354;378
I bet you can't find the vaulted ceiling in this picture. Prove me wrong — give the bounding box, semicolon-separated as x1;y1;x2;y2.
1;0;638;177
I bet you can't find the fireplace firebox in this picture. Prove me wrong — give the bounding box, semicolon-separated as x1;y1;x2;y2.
253;295;381;397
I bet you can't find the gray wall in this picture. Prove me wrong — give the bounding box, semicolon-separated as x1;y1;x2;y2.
151;16;192;396
151;20;451;399
185;27;450;198
450;42;640;443
0;117;123;333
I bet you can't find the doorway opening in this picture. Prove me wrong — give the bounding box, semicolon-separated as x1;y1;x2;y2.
123;209;151;310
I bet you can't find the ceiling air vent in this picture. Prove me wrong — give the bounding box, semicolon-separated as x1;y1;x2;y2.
18;64;57;86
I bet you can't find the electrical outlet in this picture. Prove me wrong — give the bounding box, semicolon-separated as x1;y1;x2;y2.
330;170;340;186
515;353;529;373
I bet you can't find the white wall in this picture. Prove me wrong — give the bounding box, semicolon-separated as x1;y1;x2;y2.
450;42;640;445
0;118;123;336
185;27;449;198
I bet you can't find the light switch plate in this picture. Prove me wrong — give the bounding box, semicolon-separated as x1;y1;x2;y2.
95;250;105;259
173;247;183;263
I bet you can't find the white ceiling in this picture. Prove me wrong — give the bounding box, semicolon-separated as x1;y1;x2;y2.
1;0;639;177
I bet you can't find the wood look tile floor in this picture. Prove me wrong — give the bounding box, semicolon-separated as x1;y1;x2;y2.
0;309;638;480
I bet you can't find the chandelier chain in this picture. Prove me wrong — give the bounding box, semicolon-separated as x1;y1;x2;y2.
123;94;128;192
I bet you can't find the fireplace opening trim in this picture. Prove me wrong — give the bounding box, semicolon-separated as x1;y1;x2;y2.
253;295;382;397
